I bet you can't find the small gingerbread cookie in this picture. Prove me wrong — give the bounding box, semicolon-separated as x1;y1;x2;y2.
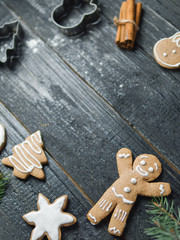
2;130;47;180
23;193;77;240
153;32;180;69
0;124;6;151
87;148;171;237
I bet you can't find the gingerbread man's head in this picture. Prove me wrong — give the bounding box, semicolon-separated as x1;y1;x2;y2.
133;154;162;182
153;32;180;69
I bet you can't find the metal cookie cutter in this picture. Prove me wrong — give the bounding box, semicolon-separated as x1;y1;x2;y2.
51;0;99;36
0;21;23;64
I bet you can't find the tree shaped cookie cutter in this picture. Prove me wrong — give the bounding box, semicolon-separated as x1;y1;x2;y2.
51;0;99;36
0;21;23;64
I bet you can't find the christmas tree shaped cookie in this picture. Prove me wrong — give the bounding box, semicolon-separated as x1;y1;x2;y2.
2;131;47;180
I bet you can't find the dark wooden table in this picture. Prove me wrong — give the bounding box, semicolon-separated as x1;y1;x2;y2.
0;0;179;239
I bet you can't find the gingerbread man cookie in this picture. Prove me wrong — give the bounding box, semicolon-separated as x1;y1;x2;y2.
153;32;180;69
87;148;171;237
0;124;6;151
23;193;77;240
2;131;47;180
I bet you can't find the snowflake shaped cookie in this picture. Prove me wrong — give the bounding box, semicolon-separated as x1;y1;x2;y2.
23;193;77;240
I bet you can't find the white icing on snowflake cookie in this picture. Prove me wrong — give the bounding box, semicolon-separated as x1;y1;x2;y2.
23;193;77;240
153;32;180;69
0;124;6;151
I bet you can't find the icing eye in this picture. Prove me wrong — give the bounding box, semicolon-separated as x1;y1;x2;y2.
149;167;154;172
163;53;167;57
172;50;176;54
140;160;146;166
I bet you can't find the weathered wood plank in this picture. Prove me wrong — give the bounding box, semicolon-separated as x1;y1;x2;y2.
0;103;115;240
100;0;180;30
2;0;180;168
0;2;179;240
100;0;180;81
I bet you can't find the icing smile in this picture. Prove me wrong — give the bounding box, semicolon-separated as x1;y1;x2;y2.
136;165;149;176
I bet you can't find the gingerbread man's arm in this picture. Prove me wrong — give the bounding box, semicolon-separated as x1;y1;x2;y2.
116;148;133;176
139;182;171;197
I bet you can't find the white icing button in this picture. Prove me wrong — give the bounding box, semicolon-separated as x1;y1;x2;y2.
140;160;146;166
172;50;176;54
149;167;154;172
131;178;137;184
124;187;131;193
163;53;167;57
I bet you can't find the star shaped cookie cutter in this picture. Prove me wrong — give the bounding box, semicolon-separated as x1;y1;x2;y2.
0;20;23;64
51;0;99;36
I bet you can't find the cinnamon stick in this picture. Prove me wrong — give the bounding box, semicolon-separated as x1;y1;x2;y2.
115;1;127;47
125;0;135;45
134;3;142;41
127;2;142;49
115;3;124;46
119;1;127;48
114;0;142;49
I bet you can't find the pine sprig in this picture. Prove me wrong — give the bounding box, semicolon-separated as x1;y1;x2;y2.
0;172;8;201
145;197;180;240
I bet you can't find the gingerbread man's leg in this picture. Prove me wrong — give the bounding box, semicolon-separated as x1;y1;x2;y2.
108;202;134;236
87;190;117;225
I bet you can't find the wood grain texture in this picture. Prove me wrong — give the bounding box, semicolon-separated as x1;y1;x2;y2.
2;0;180;169
0;103;114;240
0;1;179;240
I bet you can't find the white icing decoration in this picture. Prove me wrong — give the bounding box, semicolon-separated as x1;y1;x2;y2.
114;209;127;222
114;209;118;218
172;49;176;53
136;165;149;176
112;187;134;204
172;33;180;47
99;199;106;208
121;211;127;222
106;202;112;212
9;131;43;173
124;187;131;193
23;194;75;240
0;124;5;149
159;184;164;195
140;156;148;159
140;160;146;166
154;163;158;170
131;178;137;184
98;199;112;212
118;153;130;159
89;213;97;223
98;199;104;206
102;201;109;210
163;53;167;57
109;227;121;234
154;32;180;68
117;209;122;219
90;222;96;225
149;167;154;172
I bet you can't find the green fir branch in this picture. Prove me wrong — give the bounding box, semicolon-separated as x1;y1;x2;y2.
0;172;8;201
145;197;180;240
